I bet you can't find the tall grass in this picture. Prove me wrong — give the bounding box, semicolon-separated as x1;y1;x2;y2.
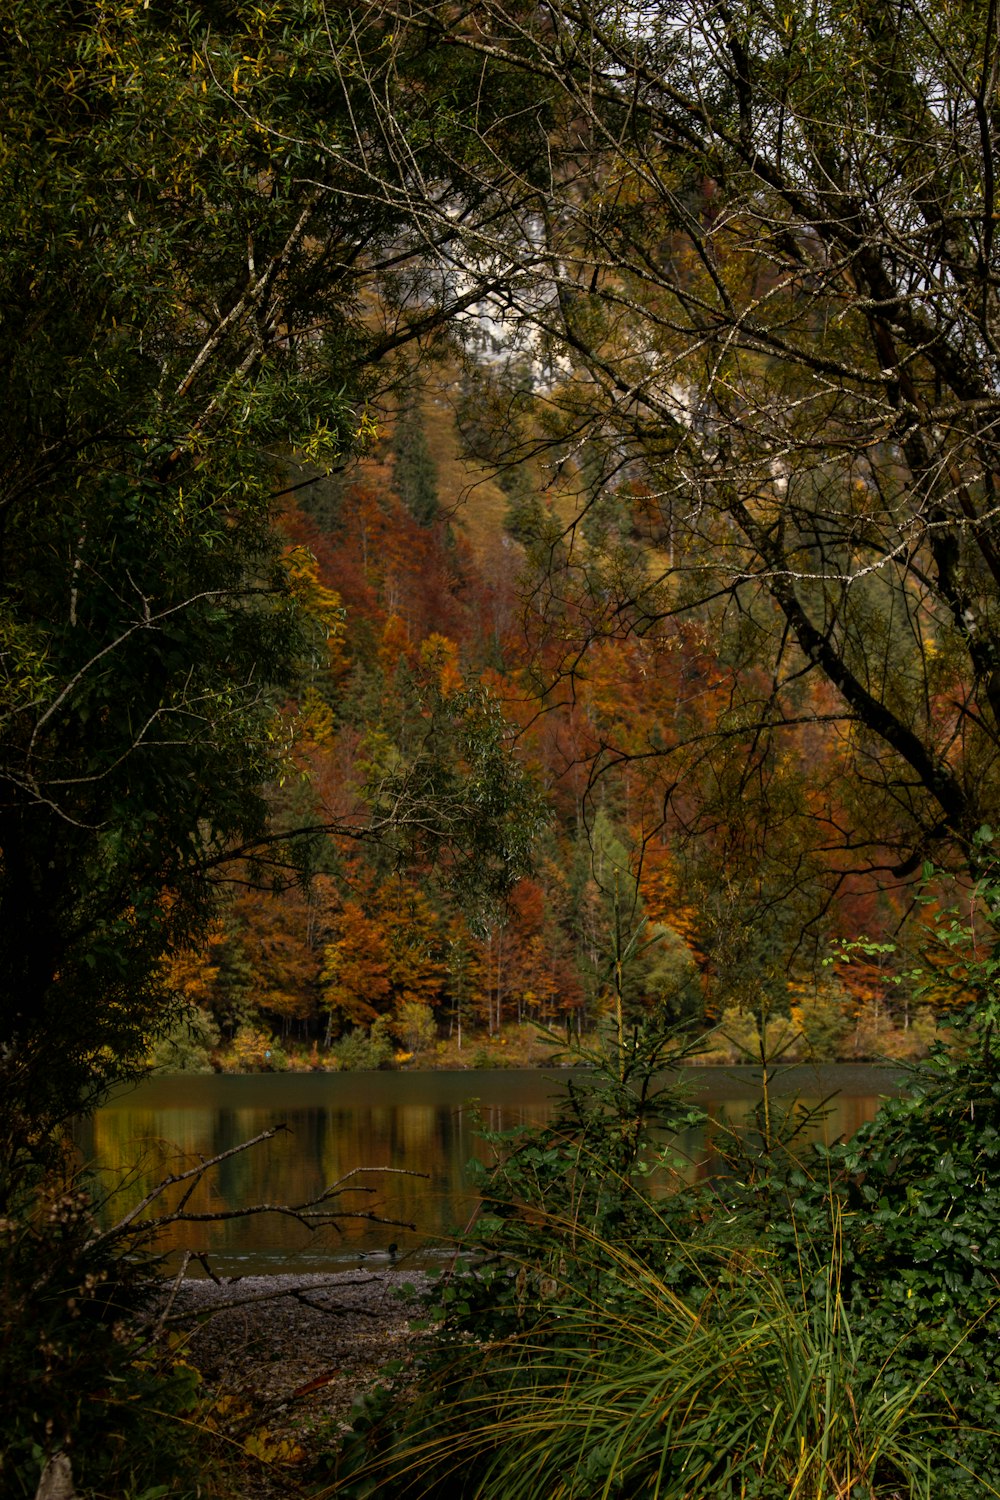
332;993;1000;1500
333;1206;975;1499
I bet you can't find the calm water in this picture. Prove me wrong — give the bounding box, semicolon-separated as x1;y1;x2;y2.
76;1065;903;1275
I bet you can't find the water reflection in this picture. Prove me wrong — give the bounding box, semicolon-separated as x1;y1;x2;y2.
75;1066;903;1275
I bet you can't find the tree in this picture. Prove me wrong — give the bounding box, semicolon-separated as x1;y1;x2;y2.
393;389;441;525
0;0;543;1179
357;679;546;924
1;5;316;1168
322;899;393;1032
328;0;1000;913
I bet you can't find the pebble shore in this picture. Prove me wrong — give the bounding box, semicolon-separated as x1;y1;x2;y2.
154;1269;435;1496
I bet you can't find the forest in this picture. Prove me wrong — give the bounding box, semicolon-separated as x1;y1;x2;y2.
161;387;944;1075
145;0;1000;1075
4;0;1000;1495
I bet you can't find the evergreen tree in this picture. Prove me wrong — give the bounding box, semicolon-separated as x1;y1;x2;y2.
393;394;440;524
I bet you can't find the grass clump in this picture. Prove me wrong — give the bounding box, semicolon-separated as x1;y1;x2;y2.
340;1219;951;1499
331;870;1000;1499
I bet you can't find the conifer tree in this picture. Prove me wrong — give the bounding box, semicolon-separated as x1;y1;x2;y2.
393;393;440;525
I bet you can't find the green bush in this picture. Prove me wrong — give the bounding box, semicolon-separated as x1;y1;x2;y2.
762;1057;1000;1491
332;870;1000;1497
394;1000;437;1056
150;1005;220;1074
331;1016;395;1070
334;1014;1000;1498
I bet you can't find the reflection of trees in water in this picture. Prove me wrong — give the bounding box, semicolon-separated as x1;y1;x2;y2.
80;1093;499;1265
79;1073;894;1267
695;1090;889;1185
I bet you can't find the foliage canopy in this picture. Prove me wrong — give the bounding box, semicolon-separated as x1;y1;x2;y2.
327;0;1000;905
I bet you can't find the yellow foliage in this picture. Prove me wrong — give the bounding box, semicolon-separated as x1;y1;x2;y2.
202;1393;251;1431
298;684;336;745
637;854;703;960
158;923;225;1003
243;1429;307;1465
419;632;464;696
284;546;345;670
220;1026;286;1072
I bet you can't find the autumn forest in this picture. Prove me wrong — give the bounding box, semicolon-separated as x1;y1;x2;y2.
7;1;1000;1493
170;370;946;1075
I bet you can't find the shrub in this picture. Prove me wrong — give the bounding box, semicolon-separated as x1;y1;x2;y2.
790;981;854;1060
394;1000;436;1055
335;1018;1000;1497
697;1005;756;1063
218;1025;288;1072
149;1005;220;1074
339;1224;946;1499
331;1017;395;1071
285;1041;325;1071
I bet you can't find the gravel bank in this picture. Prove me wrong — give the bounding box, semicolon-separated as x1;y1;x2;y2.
154;1269;436;1495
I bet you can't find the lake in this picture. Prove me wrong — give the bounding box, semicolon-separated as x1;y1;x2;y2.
75;1064;903;1275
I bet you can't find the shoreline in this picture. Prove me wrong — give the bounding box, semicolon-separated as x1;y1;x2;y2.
151;1057;911;1080
155;1269;435;1496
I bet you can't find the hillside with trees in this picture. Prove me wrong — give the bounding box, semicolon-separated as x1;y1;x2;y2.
140;0;1000;1071
6;1;1000;1496
172;377;943;1073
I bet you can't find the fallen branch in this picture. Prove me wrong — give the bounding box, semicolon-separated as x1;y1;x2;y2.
88;1126;290;1247
88;1132;429;1256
